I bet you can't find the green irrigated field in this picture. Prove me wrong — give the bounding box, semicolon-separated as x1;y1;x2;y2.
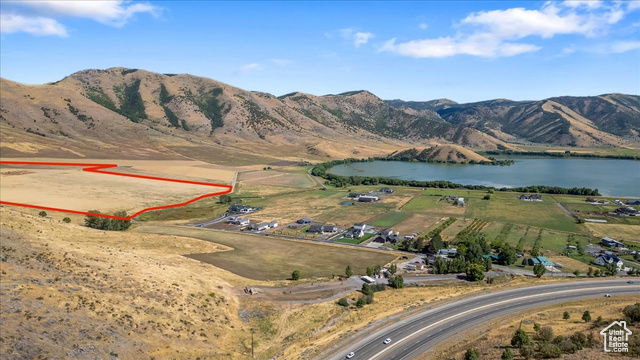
132;225;395;281
401;195;442;211
369;212;412;227
465;192;583;233
335;233;374;244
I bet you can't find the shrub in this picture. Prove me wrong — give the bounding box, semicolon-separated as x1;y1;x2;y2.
356;297;366;308
538;343;561;358
582;310;591;323
501;348;513;360
623;302;640;324
463;348;480;360
291;270;300;281
511;328;531;348
38;211;47;217
537;326;554;342
563;311;570;320
62;217;71;223
337;298;349;307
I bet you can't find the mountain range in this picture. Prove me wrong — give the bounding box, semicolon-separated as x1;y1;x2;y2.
1;67;638;161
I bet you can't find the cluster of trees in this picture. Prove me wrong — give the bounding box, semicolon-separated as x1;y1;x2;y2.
310;159;600;195
433;232;492;278
84;211;131;231
510;324;596;359
483;150;639;161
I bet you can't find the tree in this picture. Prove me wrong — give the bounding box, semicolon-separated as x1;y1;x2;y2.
373;264;381;274
499;244;517;265
388;275;405;289
291;270;300;281
389;263;397;275
538;343;561;358
582;310;591;322
484;257;492;271
573;269;580;276
466;263;485;282
356;297;366;308
533;264;547;278
593;269;601;277
587;267;594;277
501;348;513;360
576;241;585;256
218;194;232;204
520;344;535;359
463;348;480;360
530;245;540;257
62;217;71;223
534;323;541;332
362;283;373;296
38;211;47;217
511;329;531;348
483;194;491;200
427;234;443;254
345;265;353;278
604;263;618;276
337;298;349;307
537;326;554;342
366;266;373;277
623;302;640;324
563;311;570;320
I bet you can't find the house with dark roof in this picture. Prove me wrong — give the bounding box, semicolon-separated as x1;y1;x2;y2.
321;225;338;234
230;217;250;226
601;237;625;248
373;229;399;243
380;187;394;194
627;199;640;205
594;254;624;269
229;204;254;213
519;194;542;201
358;195;379;202
349;192;364;199
308;224;324;233
297;217;312;224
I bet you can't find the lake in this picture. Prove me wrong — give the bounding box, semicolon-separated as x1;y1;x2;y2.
329;158;640;197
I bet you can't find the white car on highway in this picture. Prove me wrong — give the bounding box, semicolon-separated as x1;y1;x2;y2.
346;352;355;359
383;338;392;344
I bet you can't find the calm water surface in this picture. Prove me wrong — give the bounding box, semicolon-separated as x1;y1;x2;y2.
329;158;640;197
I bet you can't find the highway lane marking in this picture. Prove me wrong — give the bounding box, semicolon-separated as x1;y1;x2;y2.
367;285;639;360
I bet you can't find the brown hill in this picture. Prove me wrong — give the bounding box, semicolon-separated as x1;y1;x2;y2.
0;67;508;161
389;145;492;163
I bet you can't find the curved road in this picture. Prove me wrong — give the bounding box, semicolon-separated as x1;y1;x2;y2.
321;280;640;360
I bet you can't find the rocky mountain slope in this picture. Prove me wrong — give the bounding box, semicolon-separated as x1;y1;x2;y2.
388;94;640;147
0;67;637;160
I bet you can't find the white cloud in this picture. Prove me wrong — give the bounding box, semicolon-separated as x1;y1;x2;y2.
353;32;374;47
609;40;640;53
0;13;68;37
628;1;640;11
380;1;634;58
418;23;429;30
339;27;374;47
1;1;160;37
380;33;540;58
238;63;261;75
20;1;160;27
271;58;294;66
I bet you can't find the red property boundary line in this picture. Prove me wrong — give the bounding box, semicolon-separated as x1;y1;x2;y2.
0;161;233;220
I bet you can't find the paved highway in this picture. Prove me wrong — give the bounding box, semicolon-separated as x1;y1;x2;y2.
321;280;639;360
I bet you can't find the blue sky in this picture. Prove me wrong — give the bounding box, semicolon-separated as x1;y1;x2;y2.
1;1;639;103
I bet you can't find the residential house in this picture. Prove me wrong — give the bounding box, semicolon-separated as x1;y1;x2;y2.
229;204;254;213
353;223;367;231
437;248;457;258
321;225;339;234
519;194;542;201
601;237;625;248
358;195;379;202
345;228;365;239
406;262;425;271
297;217;312;224
522;256;554;266
256;223;270;231
374;229;399;243
380;187;394;194
612;206;640;216
349;193;364;199
231;217;250;226
594;254;624;269
308;224;324;233
379;228;393;237
627;200;640;205
446;195;458;202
